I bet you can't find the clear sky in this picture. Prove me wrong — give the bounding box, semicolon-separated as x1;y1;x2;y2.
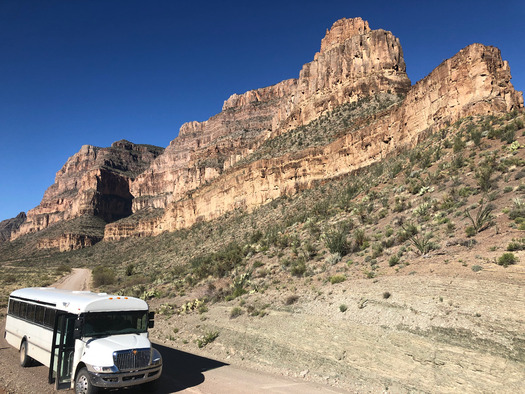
1;0;524;221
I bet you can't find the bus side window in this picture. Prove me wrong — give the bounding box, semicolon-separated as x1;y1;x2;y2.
12;300;20;316
35;305;45;325
44;308;56;328
8;299;15;315
19;302;27;319
27;303;36;322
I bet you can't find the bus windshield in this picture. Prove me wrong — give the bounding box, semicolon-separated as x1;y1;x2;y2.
82;311;148;337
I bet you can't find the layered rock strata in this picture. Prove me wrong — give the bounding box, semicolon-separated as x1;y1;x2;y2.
105;42;523;240
7;17;523;245
11;140;163;246
130;17;411;211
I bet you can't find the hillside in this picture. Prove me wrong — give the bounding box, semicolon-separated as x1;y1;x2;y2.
1;110;525;392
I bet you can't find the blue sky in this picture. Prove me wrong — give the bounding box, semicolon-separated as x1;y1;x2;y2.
0;0;524;221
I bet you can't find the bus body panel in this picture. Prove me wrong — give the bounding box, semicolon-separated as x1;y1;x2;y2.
5;315;53;367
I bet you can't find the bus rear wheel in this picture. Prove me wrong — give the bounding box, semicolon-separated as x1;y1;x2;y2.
75;368;98;394
19;341;33;367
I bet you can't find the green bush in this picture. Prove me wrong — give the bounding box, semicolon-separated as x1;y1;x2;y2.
506;239;525;251
324;229;351;256
497;252;517;267
388;255;400;267
230;307;243;319
339;304;348;313
92;266;116;287
290;260;307;277
55;264;72;275
191;242;246;279
329;275;346;284
197;331;219;348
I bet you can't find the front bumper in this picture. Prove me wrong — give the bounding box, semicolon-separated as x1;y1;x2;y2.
88;364;162;388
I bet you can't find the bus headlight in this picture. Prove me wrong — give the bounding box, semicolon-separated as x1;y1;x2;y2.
91;365;118;373
150;348;162;366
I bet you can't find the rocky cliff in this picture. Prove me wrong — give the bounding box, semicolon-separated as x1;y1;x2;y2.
6;17;523;247
11;140;163;248
105;20;523;240
129;17;411;212
0;212;26;244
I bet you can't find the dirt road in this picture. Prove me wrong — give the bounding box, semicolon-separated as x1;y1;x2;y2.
52;268;91;290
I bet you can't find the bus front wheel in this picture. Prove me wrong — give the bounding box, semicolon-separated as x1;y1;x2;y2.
19;341;33;367
75;368;98;394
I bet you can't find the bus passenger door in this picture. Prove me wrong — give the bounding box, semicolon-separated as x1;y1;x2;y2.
49;312;77;389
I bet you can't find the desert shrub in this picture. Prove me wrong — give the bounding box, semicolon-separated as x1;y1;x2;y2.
453;134;466;153
329;275;346;284
290;260;307;277
509;198;525;221
383;291;391;299
475;156;497;192
388;255;400;267
471;265;483;272
125;263;135;276
470;129;482;147
497;252;517;267
191;242;245;279
285;295;299;305
197;331;219;348
506;239;525;251
324;229;351;256
464;199;494;234
230;307;243;319
353;228;369;250
396;222;418;244
326;253;342;265
339;304;348;313
465;226;477;237
501;123;517;144
55;264;72;275
401;224;437;255
92;266;116;287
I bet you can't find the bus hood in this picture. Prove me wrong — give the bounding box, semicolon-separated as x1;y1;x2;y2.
83;334;151;368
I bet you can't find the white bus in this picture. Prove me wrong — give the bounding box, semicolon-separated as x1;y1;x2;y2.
4;287;162;393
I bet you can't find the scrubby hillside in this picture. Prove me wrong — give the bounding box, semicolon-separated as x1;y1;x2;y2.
1;110;524;392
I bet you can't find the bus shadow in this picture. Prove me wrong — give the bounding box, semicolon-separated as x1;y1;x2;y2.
119;343;228;393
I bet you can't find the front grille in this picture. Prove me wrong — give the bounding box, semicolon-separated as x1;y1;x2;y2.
113;348;151;371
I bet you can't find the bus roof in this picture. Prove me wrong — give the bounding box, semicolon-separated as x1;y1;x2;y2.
9;288;148;314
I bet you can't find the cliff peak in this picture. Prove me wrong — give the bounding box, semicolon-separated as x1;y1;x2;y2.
319;17;371;54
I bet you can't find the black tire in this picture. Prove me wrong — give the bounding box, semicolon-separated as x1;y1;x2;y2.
75;368;98;394
19;341;33;367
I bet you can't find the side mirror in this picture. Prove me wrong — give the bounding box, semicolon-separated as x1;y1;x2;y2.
148;311;155;328
73;318;83;340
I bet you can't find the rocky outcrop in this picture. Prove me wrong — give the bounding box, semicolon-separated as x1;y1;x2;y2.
0;212;26;243
129;17;411;211
105;41;523;240
11;140;163;246
37;233;103;252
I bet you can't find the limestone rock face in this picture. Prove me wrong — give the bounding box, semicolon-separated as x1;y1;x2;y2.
129;17;411;212
105;41;523;240
0;212;26;243
11;140;163;243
